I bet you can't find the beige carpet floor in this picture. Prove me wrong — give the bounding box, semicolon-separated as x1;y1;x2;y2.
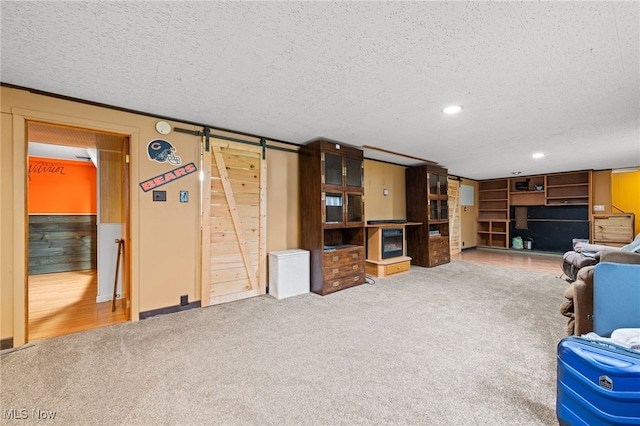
1;259;568;425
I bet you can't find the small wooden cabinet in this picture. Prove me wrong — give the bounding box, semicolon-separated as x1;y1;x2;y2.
405;165;450;267
593;213;635;247
365;223;420;277
299;140;365;295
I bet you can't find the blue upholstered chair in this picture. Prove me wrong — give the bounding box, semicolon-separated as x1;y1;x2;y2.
593;262;640;337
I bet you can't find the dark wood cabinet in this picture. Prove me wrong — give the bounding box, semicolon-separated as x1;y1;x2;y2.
299;140;365;295
405;165;450;267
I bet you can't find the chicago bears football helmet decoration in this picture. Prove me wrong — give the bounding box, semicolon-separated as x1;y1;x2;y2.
147;139;181;165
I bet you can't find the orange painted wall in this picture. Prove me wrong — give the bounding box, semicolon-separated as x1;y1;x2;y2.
611;170;640;235
28;157;97;214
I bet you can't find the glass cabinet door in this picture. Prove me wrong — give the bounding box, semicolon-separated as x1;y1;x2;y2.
429;199;448;221
440;200;448;220
428;173;438;196
324;153;343;186
430;200;438;221
346;194;363;223
345;157;363;188
325;193;343;223
439;174;448;195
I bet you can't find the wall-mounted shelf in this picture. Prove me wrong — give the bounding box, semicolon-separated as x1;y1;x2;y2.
545;171;590;206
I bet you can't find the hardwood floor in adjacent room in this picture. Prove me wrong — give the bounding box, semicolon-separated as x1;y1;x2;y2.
28;270;126;341
452;247;564;275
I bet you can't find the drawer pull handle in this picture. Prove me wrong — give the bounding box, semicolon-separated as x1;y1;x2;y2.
352;264;359;270
332;268;339;274
353;276;359;282
352;253;359;259
332;256;339;262
332;281;340;287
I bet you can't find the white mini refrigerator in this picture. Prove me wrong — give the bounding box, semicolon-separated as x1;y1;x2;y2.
268;249;310;300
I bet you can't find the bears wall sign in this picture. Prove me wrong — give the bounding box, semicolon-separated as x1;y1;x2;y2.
140;139;196;192
147;139;181;164
139;162;197;192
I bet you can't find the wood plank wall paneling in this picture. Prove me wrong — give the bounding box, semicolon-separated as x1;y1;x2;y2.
28;215;97;275
99;150;123;223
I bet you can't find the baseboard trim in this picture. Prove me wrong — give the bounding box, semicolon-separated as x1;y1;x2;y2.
1;337;14;350
476;246;563;257
139;301;201;320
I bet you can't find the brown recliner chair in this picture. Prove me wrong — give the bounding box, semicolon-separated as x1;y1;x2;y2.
561;241;620;282
562;233;640;282
561;249;640;335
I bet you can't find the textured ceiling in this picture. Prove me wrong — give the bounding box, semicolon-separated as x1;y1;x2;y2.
2;1;639;179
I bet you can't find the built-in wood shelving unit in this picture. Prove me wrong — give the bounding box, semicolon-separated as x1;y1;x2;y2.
477;170;592;251
477;178;510;248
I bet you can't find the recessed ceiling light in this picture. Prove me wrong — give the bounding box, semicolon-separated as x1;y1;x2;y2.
442;105;463;114
532;152;545;159
511;171;522;175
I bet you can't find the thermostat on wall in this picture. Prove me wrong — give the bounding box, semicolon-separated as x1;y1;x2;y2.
152;190;166;202
155;120;172;135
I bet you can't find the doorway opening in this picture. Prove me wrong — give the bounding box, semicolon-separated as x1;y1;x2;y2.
26;121;130;341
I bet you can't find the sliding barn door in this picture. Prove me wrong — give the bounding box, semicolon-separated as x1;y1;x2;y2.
202;138;266;306
448;178;461;255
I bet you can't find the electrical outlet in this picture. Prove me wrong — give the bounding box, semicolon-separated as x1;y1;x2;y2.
180;295;188;306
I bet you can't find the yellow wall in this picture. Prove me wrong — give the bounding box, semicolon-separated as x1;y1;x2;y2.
136;126;200;313
0;86;300;345
363;159;407;222
612;170;640;234
266;147;301;251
